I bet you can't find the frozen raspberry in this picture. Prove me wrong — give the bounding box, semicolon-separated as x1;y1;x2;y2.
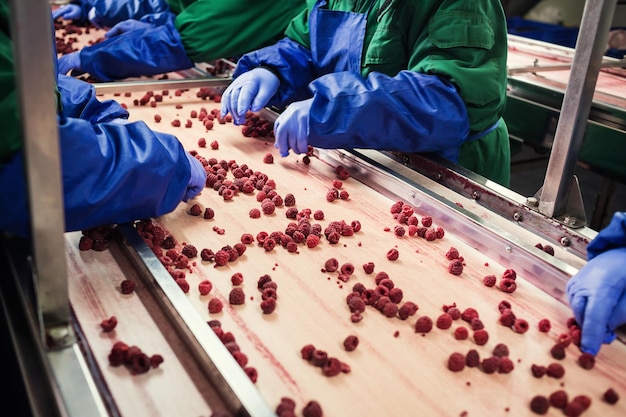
260;297;277;314
343;335;359;352
182;244;198;258
302;400;323;417
530;395;549;415
461;308;479;323
513;318;529;334
263;153;274;164
531;364;547;378
499;309;516;327
100;316;117;332
198;280;213;295
466;349;480;367
362;261;375;274
498;357;515;373
603;388;619;404
436;313;453;329
176;278;190;293
448;259;464;275
481;356;500;374
538;318;551;332
499;278;517;293
229;288;245;305
386;248;399;261
454;326;469;340
208;298;223;314
447;352;466;372
550;343;566;360
445;247;460;260
473;329;489;346
482;274;497;287
546;363;565;378
121;280;136;294
421;216;433;227
549;390;568;409
493;343;509;357
577;352;595;370
502;269;517;280
415;316;433;333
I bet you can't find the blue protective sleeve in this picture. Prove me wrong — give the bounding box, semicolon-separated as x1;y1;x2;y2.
587;212;626;260
0;117;191;237
307;70;469;161
79;21;193;81
89;0;170;28
235;38;469;160
57;75;128;122
234;37;316;108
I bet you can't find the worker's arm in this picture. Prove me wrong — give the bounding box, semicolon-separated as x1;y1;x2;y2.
53;0;170;28
68;21;193;81
567;212;626;355
0;76;204;237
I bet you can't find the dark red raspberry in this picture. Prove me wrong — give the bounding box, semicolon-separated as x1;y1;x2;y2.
100;316;117;332
229;288;245;305
415;316;433;333
538;318;551;332
121;280;136;294
343;335;359;352
530;395;549;415
447;352;465;372
473;329;489;346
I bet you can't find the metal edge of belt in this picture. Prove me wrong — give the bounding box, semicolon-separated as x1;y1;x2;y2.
313;147;579;306
393;151;595;259
115;223;276;417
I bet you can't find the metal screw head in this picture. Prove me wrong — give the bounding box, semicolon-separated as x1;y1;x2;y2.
526;197;539;207
472;191;481;201
560;237;571;247
513;212;522;222
434;172;442;180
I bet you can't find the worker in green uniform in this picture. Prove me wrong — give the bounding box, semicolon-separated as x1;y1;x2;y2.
221;0;511;186
56;0;307;82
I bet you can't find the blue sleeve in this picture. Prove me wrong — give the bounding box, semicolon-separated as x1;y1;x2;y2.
79;21;193;81
306;70;470;161
234;37;316;108
0;117;191;237
58;75;128;122
89;0;170;28
587;212;626;260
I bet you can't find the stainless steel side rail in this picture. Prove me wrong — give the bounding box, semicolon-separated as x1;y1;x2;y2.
11;0;73;347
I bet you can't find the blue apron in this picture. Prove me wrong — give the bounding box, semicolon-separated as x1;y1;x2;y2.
309;0;375;74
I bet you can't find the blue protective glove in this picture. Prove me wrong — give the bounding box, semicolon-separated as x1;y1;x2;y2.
183;154;206;201
274;98;312;157
220;68;280;125
566;247;626;355
105;19;154;38
52;4;83;21
58;52;82;75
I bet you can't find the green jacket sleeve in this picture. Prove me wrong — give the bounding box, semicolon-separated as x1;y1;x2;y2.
176;0;307;63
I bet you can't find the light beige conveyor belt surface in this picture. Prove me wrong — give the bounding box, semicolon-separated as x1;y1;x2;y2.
63;84;626;417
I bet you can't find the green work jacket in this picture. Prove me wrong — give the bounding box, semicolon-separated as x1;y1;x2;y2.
286;0;510;186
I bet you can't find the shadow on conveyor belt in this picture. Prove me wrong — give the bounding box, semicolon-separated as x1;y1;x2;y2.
0;234;37;417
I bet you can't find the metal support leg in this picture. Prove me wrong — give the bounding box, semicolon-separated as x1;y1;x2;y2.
537;0;618;227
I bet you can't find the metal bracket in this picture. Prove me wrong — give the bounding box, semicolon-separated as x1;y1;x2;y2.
531;175;588;228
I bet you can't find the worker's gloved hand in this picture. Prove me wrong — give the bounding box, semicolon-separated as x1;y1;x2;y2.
183;153;206;201
57;52;82;75
220;68;280;125
105;19;154;38
52;4;83;21
566;247;626;355
274;98;312;157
